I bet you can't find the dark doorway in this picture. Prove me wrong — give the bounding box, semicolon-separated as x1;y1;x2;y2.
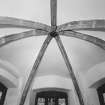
0;82;7;105
97;83;105;105
35;91;68;105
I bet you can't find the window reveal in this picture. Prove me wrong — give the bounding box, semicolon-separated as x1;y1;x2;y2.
97;83;105;105
35;91;68;105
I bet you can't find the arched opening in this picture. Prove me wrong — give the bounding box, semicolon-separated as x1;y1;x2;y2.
0;60;20;105
85;62;105;105
29;75;76;105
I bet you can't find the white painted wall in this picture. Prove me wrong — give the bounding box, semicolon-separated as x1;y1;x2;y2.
0;60;20;105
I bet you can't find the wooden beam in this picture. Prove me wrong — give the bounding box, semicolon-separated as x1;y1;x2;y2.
0;29;48;47
0;16;50;31
55;35;85;105
59;30;105;50
19;35;52;105
57;20;105;32
50;0;57;30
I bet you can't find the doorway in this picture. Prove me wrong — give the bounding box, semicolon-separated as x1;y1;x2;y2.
0;82;7;105
35;91;68;105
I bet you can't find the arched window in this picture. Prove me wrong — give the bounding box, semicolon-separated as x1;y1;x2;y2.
97;83;105;105
0;82;7;105
35;91;68;105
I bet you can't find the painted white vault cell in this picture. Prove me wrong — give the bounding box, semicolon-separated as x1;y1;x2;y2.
0;0;104;25
0;36;46;77
61;36;105;73
0;0;104;105
36;39;69;78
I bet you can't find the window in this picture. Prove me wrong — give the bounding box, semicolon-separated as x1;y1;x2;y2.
97;83;105;105
35;91;68;105
37;98;45;105
0;82;7;105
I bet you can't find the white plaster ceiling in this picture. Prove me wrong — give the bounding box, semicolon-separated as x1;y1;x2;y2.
0;0;105;25
0;0;105;77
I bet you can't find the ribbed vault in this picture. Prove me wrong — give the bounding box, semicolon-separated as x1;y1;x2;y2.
0;0;105;105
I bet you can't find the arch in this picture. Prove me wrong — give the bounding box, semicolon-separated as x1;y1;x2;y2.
86;62;105;88
32;75;73;90
31;75;78;105
0;59;19;88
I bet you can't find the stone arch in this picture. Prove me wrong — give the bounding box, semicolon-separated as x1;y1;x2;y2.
85;62;105;105
32;75;73;90
0;59;19;88
86;62;105;88
0;59;20;105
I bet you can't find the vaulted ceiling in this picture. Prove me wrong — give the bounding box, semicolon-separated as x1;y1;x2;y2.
0;0;105;105
0;0;104;75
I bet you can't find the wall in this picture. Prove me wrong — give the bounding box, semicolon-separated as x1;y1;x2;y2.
77;62;105;105
0;59;21;105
